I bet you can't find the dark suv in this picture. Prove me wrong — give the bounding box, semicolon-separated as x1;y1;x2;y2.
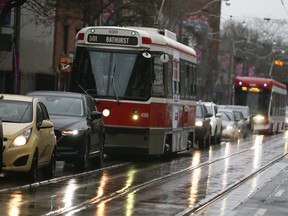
195;102;212;148
28;91;105;171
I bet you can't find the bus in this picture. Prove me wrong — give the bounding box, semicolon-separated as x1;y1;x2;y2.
234;76;287;134
69;26;198;156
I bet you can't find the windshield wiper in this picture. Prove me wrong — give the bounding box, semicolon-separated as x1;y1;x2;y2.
111;64;119;102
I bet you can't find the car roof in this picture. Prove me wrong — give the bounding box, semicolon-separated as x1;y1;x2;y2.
28;91;87;99
218;108;234;113
0;94;34;102
218;105;249;109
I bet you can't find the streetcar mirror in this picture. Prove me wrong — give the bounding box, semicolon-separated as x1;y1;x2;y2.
160;53;169;63
142;51;151;58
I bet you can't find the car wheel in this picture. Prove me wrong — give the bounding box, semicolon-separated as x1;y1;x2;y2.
43;148;56;179
91;135;104;168
216;128;222;144
198;136;209;149
27;150;39;182
211;134;216;145
75;139;89;171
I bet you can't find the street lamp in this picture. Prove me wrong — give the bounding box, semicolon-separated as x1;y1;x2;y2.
268;50;285;77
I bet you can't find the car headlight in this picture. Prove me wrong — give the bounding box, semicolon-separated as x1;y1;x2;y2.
195;120;203;127
62;129;84;136
10;128;32;148
225;125;233;131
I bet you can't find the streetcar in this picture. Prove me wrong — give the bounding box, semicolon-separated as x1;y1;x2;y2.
234;76;287;134
69;26;198;156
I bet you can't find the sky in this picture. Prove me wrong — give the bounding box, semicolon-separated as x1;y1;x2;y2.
221;0;288;22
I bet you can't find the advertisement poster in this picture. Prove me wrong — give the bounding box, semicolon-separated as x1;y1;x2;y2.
0;0;11;27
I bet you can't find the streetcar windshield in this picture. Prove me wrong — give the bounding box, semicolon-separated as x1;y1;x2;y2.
234;88;270;115
70;47;152;101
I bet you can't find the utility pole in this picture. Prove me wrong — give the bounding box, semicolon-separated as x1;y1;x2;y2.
13;4;21;94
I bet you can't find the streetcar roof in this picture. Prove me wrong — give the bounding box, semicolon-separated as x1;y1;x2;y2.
234;76;287;90
75;26;197;58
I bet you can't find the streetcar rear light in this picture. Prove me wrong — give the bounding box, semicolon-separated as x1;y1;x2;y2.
142;37;152;44
132;110;139;121
102;109;110;117
77;33;84;40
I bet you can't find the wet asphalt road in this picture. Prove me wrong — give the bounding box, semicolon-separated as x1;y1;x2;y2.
0;131;287;216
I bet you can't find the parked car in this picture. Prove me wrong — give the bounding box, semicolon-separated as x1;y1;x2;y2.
202;102;222;144
0;94;57;181
218;105;253;137
195;102;212;148
219;109;241;141
232;110;248;138
28;91;105;171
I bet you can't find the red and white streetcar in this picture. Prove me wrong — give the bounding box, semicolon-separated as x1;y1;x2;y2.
70;26;198;155
234;76;287;134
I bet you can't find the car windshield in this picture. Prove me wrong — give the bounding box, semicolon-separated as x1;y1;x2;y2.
220;111;234;121
205;104;212;115
0;100;32;123
196;105;203;118
35;96;84;117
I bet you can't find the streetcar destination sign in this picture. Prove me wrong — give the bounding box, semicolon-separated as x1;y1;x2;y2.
87;34;138;45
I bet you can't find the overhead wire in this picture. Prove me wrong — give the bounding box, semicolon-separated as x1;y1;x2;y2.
279;0;288;18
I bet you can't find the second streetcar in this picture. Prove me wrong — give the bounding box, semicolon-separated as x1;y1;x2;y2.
234;76;287;134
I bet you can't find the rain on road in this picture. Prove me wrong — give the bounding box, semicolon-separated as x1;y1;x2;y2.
0;132;287;216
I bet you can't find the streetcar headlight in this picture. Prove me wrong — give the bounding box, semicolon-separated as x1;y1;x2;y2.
102;108;110;117
195;120;203;127
253;115;265;123
132;110;139;121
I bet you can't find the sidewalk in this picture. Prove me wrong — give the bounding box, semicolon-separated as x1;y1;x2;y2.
196;156;288;216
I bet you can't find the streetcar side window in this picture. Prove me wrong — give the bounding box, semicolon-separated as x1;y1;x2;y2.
191;64;197;99
152;56;164;96
180;60;196;99
166;59;173;97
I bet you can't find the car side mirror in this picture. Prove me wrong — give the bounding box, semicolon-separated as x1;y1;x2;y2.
37;120;54;130
91;111;102;121
216;113;222;118
205;113;212;118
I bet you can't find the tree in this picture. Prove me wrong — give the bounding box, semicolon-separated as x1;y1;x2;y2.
220;18;288;78
20;0;161;28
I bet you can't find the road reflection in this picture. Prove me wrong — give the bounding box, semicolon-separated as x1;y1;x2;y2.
7;191;22;216
189;150;201;206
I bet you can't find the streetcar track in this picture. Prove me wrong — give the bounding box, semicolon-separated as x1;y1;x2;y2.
176;152;288;216
43;136;284;215
0;162;132;193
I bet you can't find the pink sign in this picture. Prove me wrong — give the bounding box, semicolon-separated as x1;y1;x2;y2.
0;0;11;26
0;0;10;10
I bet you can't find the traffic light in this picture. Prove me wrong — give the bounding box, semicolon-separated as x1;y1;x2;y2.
274;59;284;66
